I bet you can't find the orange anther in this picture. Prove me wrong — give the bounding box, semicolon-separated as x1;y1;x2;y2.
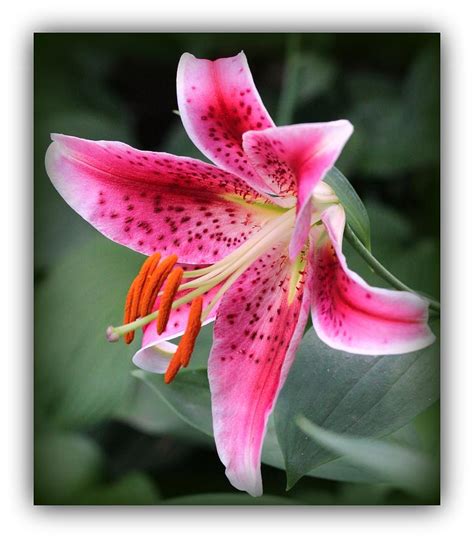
122;252;161;344
139;254;178;317
164;350;183;384
164;297;203;384
156;267;184;334
179;297;203;368
123;278;137;344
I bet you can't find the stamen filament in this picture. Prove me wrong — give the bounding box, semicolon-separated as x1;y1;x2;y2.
201;257;254;321
111;284;208;337
182;209;295;279
200;219;294;319
108;209;295;340
180;209;295;291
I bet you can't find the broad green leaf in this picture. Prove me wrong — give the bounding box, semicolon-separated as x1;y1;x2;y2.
132;368;286;469
297;418;438;498
291;481;392;505
35;432;103;504
131;327;438;488
132;364;439;487
75;472;161;505
305;420;431;484
132;369;213;437
118;323;214;444
274;329;439;488
325;167;371;250
35;238;143;429
116;375;211;445
162;493;296;505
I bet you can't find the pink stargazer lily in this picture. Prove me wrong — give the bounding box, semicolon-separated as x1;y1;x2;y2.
45;52;435;496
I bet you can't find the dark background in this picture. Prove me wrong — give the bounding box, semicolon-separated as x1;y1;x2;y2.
34;33;440;505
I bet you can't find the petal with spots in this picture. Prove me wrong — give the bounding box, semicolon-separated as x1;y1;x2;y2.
45;134;277;264
208;241;311;496
311;205;435;355
243;121;353;259
177;52;279;198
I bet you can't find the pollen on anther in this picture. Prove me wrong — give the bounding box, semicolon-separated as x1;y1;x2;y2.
122;252;161;344
164;296;203;384
156;266;184;334
139;254;179;317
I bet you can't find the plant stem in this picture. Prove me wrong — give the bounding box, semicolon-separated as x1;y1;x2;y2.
344;225;441;313
277;33;301;125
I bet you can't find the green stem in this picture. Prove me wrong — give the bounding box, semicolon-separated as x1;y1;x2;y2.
344;225;441;314
277;33;301;125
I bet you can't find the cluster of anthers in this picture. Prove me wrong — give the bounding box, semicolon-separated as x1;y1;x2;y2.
105;207;300;383
106;252;204;384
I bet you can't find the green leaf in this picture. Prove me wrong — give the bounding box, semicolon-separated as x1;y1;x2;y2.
116;374;211;445
131;324;438;489
75;472;162;505
132;368;286;469
162;493;296;505
274;329;439;488
132;369;213;437
118;323;214;445
35;432;103;504
297;418;438;498
35;237;143;429
291;482;392;505
325;167;371;250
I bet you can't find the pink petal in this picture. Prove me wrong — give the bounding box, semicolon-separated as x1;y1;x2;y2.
45;134;273;265
311;205;435;354
177;52;278;197
243;121;353;259
133;265;223;373
208;241;311;496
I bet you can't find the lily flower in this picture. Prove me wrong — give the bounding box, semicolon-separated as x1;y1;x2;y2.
45;52;435;496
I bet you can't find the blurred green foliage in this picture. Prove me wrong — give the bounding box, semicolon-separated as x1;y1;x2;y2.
34;33;440;505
